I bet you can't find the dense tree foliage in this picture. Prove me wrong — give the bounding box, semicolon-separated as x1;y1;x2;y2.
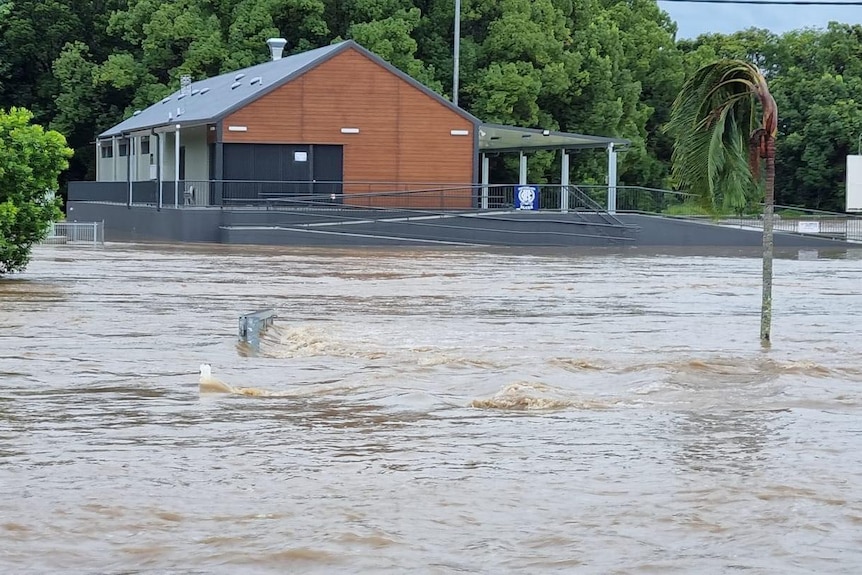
0;107;72;275
0;0;859;211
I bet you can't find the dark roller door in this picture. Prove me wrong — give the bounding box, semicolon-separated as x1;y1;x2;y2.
223;143;342;202
257;144;311;197
281;145;312;195
312;145;343;201
223;144;256;201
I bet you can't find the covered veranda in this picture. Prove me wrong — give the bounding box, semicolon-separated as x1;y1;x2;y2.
477;123;630;213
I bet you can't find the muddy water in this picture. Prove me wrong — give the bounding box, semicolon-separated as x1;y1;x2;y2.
2;244;862;573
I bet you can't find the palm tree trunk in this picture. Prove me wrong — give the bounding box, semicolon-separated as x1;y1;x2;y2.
760;136;775;344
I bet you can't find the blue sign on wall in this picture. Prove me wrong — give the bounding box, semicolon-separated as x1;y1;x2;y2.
515;185;539;210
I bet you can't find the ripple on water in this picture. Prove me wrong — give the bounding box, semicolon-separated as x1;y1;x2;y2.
2;245;862;573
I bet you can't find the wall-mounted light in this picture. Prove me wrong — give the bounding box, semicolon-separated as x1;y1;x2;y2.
227;126;248;132
341;127;360;134
450;129;470;136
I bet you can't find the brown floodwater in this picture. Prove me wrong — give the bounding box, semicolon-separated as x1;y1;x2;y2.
2;243;862;573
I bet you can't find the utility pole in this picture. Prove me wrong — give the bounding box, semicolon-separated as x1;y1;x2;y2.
453;0;461;107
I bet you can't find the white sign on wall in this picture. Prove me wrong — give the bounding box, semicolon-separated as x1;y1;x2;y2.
797;221;820;234
294;151;308;162
846;155;862;212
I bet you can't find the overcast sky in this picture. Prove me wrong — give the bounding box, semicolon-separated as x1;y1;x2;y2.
658;1;862;39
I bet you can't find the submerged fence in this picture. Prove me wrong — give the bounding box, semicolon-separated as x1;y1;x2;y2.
718;212;862;242
42;221;105;246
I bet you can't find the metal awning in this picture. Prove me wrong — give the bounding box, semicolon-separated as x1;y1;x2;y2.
478;123;629;153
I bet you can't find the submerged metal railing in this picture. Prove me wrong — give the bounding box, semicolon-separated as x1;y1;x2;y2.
573;185;697;214
238;309;277;353
42;221;105;246
719;208;862;242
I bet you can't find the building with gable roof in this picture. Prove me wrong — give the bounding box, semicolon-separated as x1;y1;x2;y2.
84;39;820;246
66;39;855;248
87;39;627;211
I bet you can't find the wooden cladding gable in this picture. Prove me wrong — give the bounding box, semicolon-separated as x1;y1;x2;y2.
222;46;475;202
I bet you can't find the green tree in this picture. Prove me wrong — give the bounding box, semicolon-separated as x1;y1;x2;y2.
603;0;683;188
768;24;862;211
347;6;442;91
0;108;72;275
666;60;778;343
0;0;83;120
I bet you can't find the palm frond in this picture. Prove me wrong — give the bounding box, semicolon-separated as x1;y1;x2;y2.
665;59;774;211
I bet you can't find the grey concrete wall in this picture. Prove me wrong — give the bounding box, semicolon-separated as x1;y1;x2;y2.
68;202;222;243
66;202;853;249
222;209;634;246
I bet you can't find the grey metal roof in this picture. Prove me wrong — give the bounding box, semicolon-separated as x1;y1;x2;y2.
98;40;627;151
99;42;349;138
99;40;481;139
478;124;629;152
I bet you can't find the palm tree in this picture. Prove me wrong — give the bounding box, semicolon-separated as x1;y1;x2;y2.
666;60;778;344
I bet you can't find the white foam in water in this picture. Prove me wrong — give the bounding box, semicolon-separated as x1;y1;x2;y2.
470;381;612;411
198;363;289;397
199;363;236;394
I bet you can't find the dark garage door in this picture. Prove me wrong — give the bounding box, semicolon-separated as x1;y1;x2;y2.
223;143;343;204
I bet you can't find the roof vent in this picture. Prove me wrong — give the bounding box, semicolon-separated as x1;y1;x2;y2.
250;76;261;85
133;110;142;116
161;96;171;104
230;81;241;90
235;73;245;81
199;87;210;95
267;37;287;61
177;93;186;100
191;88;200;96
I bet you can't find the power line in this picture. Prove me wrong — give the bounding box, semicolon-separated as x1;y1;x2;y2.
659;0;862;4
